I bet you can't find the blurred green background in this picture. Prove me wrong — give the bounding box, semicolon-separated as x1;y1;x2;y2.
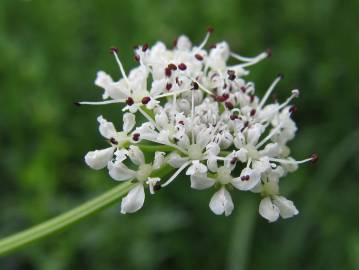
1;0;359;269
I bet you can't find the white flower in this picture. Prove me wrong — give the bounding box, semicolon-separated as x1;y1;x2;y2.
107;147;165;214
259;196;299;222
81;29;314;219
84;147;114;170
209;187;234;216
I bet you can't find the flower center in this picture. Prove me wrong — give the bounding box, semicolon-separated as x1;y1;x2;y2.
188;144;203;160
262;181;279;196
136;164;153;182
116;131;129;147
245;144;260;159
217;166;232;185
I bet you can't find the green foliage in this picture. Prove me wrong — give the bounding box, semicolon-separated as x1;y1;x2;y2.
0;0;358;269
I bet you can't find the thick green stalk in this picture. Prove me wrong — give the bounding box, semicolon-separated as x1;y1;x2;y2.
0;181;134;257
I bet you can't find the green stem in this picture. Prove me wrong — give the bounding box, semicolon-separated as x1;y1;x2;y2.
0;181;134;257
138;144;177;152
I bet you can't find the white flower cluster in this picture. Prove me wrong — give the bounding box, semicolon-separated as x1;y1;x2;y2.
80;29;317;222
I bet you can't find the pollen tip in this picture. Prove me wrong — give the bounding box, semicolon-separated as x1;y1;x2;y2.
289;105;298;114
277;73;284;80
109;47;119;54
153;182;162;191
74;101;81;106
110;137;118;145
266;48;272;57
225;101;234;110
142;43;149;52
207;26;214;34
310;153;319;164
292;89;300;97
132;133;140;142
178;63;187;71
141;96;151;105
134;54;140;62
126;97;134;106
191;82;199;90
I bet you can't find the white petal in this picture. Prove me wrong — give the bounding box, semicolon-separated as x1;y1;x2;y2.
136;122;158;142
224;151;236;171
95;71;127;100
84;147;114;170
259;143;280;157
114;149;128;162
155;110;169;129
207;155;218;172
190;174;215;190
186;160;207;175
209;187;234;216
167;152;189;168
233;133;246;148
108;161;136;181
97;115;117;139
259;197;280;222
236;148;248;163
176;35;192;51
123;113;135;133
128;145;145;165
247;123;264;145
273;196;299;219
153;151;165;170
121;184;145;214
206;142;220;155
232;168;261;191
252;157;271;174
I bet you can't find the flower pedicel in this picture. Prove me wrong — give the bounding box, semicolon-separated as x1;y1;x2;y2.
79;28;318;222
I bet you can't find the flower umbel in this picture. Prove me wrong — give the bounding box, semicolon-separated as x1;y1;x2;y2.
80;28;316;222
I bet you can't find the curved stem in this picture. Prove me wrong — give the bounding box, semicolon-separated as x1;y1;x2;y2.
0;181;134;257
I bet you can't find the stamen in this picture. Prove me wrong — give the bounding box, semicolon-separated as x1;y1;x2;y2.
269;156;316;165
110;138;118;145
77;99;125;106
142;43;149;52
153;182;162;191
141;96;151;105
132;133;140;141
250;109;256;116
161;161;191;187
230;50;268;67
126;97;134;106
168;63;177;70
165;67;172;77
166;83;172;91
225;101;234;109
256;123;283;149
289;105;298;115
178;63;187;71
230;157;237;165
133;54;140;62
195;54;204;61
277;89;300;111
191;87;195;143
258;74;283;109
191;82;199;90
198;27;214;50
310;153;319;164
111;48;130;85
190;78;213;95
227;70;236;81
